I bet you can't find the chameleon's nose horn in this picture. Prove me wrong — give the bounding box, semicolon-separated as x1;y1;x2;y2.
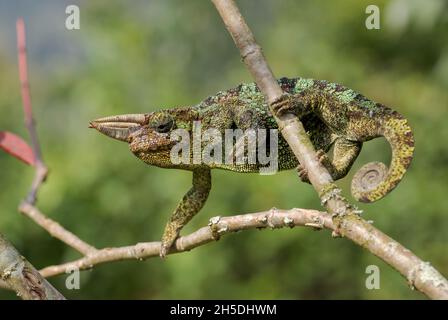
89;122;134;142
89;113;150;142
90;113;148;125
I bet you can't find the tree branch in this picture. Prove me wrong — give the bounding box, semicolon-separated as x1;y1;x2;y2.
210;0;448;299
0;233;65;299
38;208;330;277
0;205;442;302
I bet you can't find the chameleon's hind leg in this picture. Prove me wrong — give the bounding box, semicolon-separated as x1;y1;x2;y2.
298;138;361;182
325;138;362;180
160;167;211;258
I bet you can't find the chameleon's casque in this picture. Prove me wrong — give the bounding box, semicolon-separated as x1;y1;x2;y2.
90;77;414;256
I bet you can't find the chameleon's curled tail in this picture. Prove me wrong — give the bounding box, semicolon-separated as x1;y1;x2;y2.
351;114;414;203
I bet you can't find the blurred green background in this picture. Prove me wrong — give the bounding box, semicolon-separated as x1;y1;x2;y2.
0;0;447;299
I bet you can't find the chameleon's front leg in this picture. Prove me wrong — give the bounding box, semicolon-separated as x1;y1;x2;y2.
160;167;211;258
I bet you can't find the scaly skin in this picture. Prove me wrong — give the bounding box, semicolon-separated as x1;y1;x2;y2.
90;77;414;257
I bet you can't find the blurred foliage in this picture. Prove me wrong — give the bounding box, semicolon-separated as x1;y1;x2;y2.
0;0;447;299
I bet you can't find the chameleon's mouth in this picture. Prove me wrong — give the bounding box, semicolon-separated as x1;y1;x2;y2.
89;113;150;142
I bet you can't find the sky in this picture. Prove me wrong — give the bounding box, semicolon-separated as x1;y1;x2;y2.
0;0;83;67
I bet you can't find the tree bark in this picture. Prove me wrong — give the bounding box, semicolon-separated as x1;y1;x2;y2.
0;233;65;300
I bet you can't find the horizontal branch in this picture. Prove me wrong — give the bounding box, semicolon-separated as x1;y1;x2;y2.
39;208;330;277
35;207;447;300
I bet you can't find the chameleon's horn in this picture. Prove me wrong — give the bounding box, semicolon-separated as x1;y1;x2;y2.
90;113;148;125
89;122;134;142
89;113;149;142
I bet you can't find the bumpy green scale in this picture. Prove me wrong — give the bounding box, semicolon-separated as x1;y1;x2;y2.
90;77;415;257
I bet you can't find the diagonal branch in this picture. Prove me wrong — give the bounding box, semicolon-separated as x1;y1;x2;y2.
210;0;448;299
0;233;65;299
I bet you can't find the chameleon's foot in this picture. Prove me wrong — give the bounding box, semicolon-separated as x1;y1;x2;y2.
297;150;331;183
297;165;310;183
271;93;298;116
316;149;331;168
159;243;170;259
160;237;176;259
160;223;180;259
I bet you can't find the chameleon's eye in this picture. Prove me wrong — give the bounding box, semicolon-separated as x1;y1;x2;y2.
155;119;174;133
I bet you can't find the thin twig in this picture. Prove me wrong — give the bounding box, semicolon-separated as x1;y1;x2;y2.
17;18;47;204
211;0;448;299
1;18;95;299
15;18;97;257
0;18;67;300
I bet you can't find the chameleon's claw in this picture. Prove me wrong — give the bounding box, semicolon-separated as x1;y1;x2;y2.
316;149;326;161
316;149;326;159
316;149;332;170
159;244;169;259
271;93;295;116
297;164;310;183
160;236;177;259
297;150;331;183
159;223;180;259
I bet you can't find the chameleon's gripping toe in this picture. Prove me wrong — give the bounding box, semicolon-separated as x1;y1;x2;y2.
160;234;176;259
89;113;149;142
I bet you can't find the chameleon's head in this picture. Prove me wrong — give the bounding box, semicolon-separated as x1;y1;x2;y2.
90;109;196;168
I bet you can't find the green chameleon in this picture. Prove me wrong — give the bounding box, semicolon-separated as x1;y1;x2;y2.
90;77;414;257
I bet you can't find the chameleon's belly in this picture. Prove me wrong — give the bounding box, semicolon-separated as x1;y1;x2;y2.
207;110;335;174
213;159;298;173
210;134;299;174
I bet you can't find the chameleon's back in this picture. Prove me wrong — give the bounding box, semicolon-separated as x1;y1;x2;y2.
193;77;358;174
194;79;301;173
193;77;414;205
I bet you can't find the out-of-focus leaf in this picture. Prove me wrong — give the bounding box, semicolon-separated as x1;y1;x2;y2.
0;131;35;166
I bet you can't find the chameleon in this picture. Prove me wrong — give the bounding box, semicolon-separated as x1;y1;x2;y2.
90;77;414;257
